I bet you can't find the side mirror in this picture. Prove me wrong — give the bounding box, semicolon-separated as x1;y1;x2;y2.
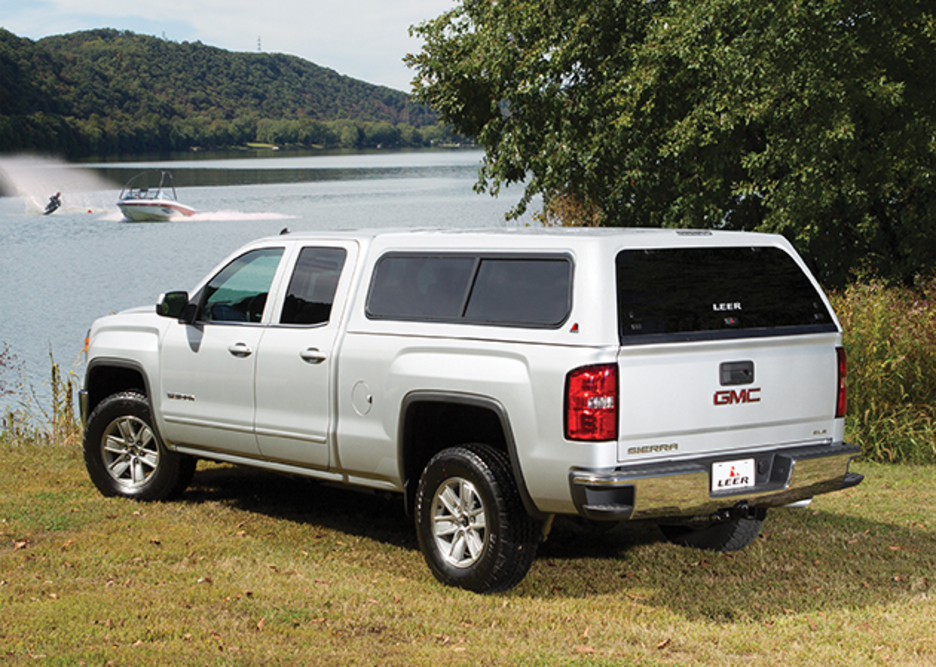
156;291;192;321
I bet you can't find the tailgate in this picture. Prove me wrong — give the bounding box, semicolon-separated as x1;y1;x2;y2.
616;333;842;463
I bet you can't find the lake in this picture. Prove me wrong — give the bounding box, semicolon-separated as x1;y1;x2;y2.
0;148;533;412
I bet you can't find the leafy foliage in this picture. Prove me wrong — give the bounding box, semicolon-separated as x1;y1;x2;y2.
831;280;936;464
0;28;447;156
407;0;936;285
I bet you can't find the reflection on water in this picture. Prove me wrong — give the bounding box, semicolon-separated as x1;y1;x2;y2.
0;149;532;411
81;148;488;189
91;156;484;190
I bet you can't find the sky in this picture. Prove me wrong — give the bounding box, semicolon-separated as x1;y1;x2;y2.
0;0;456;92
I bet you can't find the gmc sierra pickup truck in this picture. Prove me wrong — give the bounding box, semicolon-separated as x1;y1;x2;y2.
81;227;862;592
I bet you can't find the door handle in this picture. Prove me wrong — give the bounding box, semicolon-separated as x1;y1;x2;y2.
300;348;327;364
228;342;253;357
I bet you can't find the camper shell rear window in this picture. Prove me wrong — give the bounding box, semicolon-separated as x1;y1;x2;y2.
366;253;572;328
617;246;836;344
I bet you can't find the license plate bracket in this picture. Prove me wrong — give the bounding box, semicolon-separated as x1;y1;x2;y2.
711;458;755;493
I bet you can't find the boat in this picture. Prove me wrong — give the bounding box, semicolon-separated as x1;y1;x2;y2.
117;170;196;222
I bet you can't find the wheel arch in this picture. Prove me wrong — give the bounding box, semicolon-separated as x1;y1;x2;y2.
398;391;544;520
83;358;152;422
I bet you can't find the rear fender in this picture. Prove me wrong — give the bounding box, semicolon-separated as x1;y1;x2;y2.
398;391;544;520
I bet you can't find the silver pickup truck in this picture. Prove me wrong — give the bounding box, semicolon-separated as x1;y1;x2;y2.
81;227;862;592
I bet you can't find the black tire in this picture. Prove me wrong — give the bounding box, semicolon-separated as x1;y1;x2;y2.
83;391;196;501
415;444;539;593
659;513;766;552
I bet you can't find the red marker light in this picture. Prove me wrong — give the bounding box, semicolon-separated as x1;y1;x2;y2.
836;347;847;418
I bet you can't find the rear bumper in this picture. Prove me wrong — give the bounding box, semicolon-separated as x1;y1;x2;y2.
569;442;862;521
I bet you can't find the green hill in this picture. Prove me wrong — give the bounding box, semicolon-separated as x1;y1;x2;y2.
0;28;442;156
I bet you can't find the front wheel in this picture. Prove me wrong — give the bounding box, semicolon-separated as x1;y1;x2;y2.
83;392;196;501
659;512;766;552
416;444;539;593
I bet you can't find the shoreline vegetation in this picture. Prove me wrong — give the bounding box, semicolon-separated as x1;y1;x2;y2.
1;347;81;451
0;28;465;159
830;279;936;465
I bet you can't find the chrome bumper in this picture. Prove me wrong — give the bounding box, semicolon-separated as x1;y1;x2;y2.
569;442;863;521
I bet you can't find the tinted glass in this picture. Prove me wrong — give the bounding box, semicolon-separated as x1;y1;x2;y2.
464;258;571;325
367;255;475;319
617;247;835;343
280;247;347;325
367;253;572;327
201;247;284;323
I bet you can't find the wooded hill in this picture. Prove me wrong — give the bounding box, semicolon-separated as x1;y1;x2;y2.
0;28;444;156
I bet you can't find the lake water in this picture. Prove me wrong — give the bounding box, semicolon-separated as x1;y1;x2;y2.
0;149;532;411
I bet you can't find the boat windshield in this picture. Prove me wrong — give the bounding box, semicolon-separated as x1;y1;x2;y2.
119;171;178;201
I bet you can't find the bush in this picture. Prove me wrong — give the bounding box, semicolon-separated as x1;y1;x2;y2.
830;280;936;464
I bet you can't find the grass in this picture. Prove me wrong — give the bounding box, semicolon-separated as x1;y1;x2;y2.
831;279;936;464
2;441;934;666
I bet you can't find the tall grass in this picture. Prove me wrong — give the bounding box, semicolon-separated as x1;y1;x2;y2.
830;279;936;464
0;348;81;449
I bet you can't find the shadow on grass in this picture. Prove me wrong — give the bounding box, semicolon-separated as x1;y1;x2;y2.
530;509;936;623
181;462;935;622
184;462;417;551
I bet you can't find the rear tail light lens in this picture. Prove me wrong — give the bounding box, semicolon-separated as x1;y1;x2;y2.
836;347;848;418
566;364;618;441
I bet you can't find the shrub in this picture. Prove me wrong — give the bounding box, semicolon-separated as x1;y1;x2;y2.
830;280;936;464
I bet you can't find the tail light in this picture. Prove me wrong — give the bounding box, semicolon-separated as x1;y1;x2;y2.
835;347;848;418
565;364;618;441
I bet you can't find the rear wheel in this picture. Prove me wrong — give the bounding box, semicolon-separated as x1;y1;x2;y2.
416;444;539;593
83;392;195;501
659;512;766;552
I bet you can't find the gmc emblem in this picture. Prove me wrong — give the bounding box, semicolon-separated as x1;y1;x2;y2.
714;388;761;405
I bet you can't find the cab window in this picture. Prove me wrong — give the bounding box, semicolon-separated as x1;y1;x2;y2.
201;247;284;323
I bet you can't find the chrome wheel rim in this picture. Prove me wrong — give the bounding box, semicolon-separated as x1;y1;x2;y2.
100;415;159;489
431;476;488;568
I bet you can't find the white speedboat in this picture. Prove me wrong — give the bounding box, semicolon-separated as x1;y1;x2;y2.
117;170;196;222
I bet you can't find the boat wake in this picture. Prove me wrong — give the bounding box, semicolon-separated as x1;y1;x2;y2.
187;210;296;222
98;209;296;223
0;155;117;214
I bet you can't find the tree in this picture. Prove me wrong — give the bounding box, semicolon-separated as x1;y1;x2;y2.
1;28;446;158
407;0;936;285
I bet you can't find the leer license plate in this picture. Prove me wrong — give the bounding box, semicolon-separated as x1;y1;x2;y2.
711;458;755;492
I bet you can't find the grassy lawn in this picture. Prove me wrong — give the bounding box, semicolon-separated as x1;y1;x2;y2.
1;443;934;666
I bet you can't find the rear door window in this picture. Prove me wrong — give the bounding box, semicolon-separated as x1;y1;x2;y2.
617;247;835;344
280;246;348;325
